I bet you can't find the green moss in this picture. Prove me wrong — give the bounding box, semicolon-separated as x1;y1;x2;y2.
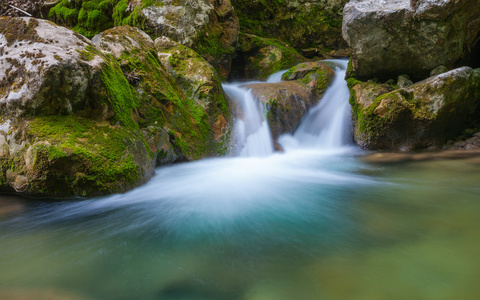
48;0;157;38
236;33;306;80
27;115;147;196
100;56;138;128
77;44;97;61
231;0;346;50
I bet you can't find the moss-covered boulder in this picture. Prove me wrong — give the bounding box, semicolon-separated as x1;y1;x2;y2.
231;0;348;53
243;61;334;145
48;0;239;79
93;26;232;161
349;66;480;150
231;33;307;80
343;0;480;81
155;37;233;155
281;61;335;99
0;17;155;197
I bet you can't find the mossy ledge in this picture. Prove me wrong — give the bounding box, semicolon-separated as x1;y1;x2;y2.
21;116;153;197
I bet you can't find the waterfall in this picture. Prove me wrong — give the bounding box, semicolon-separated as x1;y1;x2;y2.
222;84;274;157
223;59;352;157
279;59;353;151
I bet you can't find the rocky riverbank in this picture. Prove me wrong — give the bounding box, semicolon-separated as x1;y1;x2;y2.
1;0;480;197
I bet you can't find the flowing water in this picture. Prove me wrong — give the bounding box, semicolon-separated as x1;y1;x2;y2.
1;60;480;300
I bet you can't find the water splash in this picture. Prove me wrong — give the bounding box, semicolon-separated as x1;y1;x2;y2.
222;84;274;157
266;69;288;83
279;59;354;152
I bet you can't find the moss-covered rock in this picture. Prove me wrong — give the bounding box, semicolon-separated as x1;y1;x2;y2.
156;37;233;156
231;0;348;53
281;61;335;99
93;26;232;161
231;33;307;80
242;61;334;145
349;66;480;150
0;17;154;197
48;0;239;79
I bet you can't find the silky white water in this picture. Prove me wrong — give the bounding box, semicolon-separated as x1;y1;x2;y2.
224;59;353;156
279;60;354;151
222;84;274;157
1;60;480;300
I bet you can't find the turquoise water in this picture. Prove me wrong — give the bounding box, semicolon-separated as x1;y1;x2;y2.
1;150;480;300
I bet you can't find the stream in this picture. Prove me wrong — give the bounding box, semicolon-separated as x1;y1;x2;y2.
0;60;479;300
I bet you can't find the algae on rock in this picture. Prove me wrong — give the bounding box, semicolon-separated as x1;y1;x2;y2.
348;66;480;150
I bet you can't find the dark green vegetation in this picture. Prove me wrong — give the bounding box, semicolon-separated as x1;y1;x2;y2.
231;33;306;80
48;0;153;38
231;0;348;51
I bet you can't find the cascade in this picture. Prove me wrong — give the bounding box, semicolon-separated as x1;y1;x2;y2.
223;59;353;157
279;59;353;151
222;84;275;157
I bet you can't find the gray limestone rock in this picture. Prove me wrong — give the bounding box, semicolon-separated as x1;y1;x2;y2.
343;0;480;81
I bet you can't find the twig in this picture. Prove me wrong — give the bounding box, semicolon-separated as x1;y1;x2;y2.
8;4;32;17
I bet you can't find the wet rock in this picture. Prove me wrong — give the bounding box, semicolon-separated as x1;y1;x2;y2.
349;66;480;150
244;81;313;144
231;33;306;80
0;196;25;218
241;61;335;145
282;61;335;99
343;0;480;81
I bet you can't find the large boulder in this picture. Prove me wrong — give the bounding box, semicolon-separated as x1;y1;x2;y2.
138;0;239;79
231;0;349;53
243;61;335;145
231;33;307;80
93;26;232;162
155;37;233;156
348;66;480;150
0;17;155;197
343;0;480;81
48;0;239;79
